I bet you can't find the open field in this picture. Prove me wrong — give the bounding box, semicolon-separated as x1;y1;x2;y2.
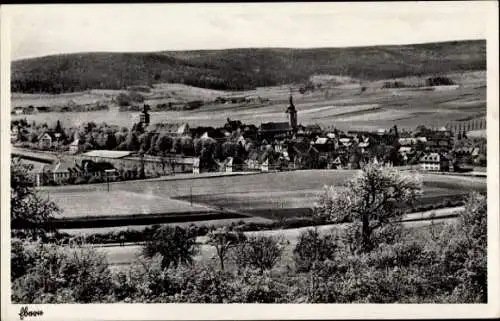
12;71;486;131
44;190;211;217
39;170;486;225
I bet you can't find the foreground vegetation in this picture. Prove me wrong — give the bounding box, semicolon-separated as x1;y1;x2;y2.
11;192;486;303
11;161;487;303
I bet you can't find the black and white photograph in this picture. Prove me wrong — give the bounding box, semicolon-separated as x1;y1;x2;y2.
1;2;499;320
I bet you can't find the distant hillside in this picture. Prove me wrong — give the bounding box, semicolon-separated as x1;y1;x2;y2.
11;40;486;94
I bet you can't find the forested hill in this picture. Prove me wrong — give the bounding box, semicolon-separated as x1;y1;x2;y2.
11;39;486;93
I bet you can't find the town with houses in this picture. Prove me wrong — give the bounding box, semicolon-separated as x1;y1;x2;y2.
11;93;487;187
6;3;495;309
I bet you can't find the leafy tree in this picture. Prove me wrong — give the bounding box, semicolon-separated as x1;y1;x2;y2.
198;137;219;172
234;235;285;273
155;134;173;155
207;227;246;271
443;192;487;302
116;93;132;107
54;120;63;133
138;133;151;154
172;137;182;154
179;135;194;156
147;133;159;155
11;159;60;239
315;164;422;252
384;145;401;166
105;131;118;150
142;226;198;269
348;147;362;169
123;130;140;151
221;141;237;160
293;228;338;272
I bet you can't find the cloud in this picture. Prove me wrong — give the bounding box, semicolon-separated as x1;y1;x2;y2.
6;2;491;60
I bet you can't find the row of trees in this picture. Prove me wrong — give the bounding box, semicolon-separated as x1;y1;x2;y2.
12;119;251;163
11;160;487;303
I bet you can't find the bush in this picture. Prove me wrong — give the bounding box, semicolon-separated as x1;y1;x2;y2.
73;176;88;185
233;235;285;272
87;176;104;184
293;228;339;272
382;81;408;89
426;76;455;86
231;268;289;303
142;226;197;269
11;238;38;281
12;241;113;303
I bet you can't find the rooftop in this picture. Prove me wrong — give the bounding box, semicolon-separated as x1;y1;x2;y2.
420;153;442;163
314;137;329;145
260;122;292;132
82;150;133;159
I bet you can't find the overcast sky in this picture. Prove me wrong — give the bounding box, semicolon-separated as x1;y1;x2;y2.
5;2;494;61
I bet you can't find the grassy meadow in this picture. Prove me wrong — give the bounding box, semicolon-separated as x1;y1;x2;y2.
40;170;486;222
11;70;486;132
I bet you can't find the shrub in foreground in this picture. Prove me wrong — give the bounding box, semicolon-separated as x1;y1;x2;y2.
234;235;286;272
293;228;339;272
142;226;197;269
12;241;113;303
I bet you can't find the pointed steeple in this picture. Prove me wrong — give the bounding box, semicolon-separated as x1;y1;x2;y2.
286;88;298;131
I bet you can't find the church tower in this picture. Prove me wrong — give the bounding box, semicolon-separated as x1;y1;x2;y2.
139;104;150;127
286;90;298;131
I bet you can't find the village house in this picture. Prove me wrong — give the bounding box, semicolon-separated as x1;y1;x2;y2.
81;159;117;179
328;156;343;169
192;157;200;174
246;148;281;171
37;131;61;149
11;126;20;143
50;159;81;184
338;137;353;149
12;106;25;115
155;123;190;137
69;136;84;155
425;127;453;152
399;137;419;146
259;122;293;140
303;124;323;138
221;157;233;173
312;137;337;154
419;152;451;172
358;139;370;154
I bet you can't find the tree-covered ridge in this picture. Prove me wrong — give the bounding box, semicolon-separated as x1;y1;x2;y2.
11;40;485;93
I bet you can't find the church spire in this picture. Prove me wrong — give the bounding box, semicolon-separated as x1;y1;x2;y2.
286;88;298;131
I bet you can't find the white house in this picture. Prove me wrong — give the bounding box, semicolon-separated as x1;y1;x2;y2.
37;132;54;149
329;156;342;169
224;157;233;173
13;107;24;115
69;138;82;155
419;153;450;171
260;158;269;172
11;126;20;143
